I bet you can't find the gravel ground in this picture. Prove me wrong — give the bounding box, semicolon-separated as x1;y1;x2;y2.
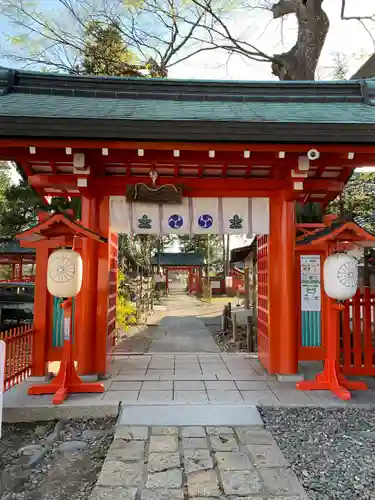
0;417;115;500
260;407;375;500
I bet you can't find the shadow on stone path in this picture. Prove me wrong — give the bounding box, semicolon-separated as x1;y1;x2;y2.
148;294;220;353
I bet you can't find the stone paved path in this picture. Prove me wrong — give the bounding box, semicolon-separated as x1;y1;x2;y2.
148;295;219;353
89;425;308;500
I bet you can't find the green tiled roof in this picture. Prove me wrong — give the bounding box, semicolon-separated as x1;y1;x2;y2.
1;68;375;142
0;93;373;123
151;252;205;266
0;238;35;254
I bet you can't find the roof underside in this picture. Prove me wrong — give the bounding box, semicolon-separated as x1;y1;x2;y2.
0;69;374;142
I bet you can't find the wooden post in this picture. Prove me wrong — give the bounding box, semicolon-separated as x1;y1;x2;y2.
76;196;98;374
31;243;50;376
95;196;111;376
268;192;297;374
244;267;250;310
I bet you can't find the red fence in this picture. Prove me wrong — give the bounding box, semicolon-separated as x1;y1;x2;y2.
0;324;34;391
341;289;375;376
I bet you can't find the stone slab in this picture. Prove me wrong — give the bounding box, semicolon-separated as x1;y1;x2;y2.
235;381;269;391
174;381;205;391
215;451;252;470
107;440;145;461
148;452;180;472
152;426;179;435
145;469;183;489
138;390;173;402
246;444;289;467
97;461;143;487
102;391;139;402
149;435;178;453
174;391;208;403
221;470;263;495
277;373;305;383
182;427;206;438
186;470;220;497
109;382;142;391
118;405;264;426
204;381;237;390
143;381;174;390
207;390;244;403
89;487;137;500
182;437;209;450
141;490;184;500
259;467;307;497
240;391;280;405
206;426;234;435
184;449;213;473
115;426;148;440
235;428;276;446
209;435;239;452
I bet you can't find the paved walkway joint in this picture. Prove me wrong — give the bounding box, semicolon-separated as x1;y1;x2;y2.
89;425;308;500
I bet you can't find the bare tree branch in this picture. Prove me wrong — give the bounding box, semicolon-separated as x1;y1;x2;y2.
351;53;375;79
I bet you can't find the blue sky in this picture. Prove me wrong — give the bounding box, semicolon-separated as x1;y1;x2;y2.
0;0;374;80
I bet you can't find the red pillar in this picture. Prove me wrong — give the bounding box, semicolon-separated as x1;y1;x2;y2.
76;197;99;374
96;196;111;375
268;192;297;374
32;243;50;376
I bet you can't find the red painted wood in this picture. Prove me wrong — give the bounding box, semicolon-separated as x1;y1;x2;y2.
352;291;362;369
363;287;372;370
257;235;269;371
3;148;365;169
2;138;375;155
341;290;375;376
1;324;34;391
341;299;352;372
27;174;345;198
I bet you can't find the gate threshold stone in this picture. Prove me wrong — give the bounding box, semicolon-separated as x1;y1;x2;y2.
118;404;263;427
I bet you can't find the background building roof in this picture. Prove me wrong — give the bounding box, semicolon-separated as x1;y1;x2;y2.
152;252;205;266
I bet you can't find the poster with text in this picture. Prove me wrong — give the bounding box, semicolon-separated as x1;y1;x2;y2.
300;255;321;312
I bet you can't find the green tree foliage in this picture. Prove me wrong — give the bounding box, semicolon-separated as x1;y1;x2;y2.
79;21;142;77
296;202;323;224
178;235;223;274
328;172;375;233
0;163;81;237
1;0;221;77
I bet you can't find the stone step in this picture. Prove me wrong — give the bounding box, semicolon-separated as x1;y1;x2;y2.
118;404;263;427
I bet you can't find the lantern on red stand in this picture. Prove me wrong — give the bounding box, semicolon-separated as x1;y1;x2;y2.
28;246;104;405
297;252;367;400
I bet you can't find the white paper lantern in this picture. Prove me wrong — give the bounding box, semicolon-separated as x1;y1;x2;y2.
323;253;358;300
47;249;83;298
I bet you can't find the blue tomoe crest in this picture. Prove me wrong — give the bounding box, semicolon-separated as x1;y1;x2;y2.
198;214;213;229
168;214;184;229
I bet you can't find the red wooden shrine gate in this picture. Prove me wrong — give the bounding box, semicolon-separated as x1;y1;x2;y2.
0;69;375;377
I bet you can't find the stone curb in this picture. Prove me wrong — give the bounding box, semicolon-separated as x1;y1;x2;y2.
3;403;120;422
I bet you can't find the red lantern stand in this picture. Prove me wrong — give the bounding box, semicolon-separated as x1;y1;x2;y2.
297;241;367;401
17;213;106;405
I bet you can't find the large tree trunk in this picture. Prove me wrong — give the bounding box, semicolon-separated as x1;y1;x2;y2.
271;0;329;80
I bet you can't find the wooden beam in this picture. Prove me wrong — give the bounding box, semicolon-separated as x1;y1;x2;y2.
2;139;375;155
2;148;372;169
28;174;291;193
